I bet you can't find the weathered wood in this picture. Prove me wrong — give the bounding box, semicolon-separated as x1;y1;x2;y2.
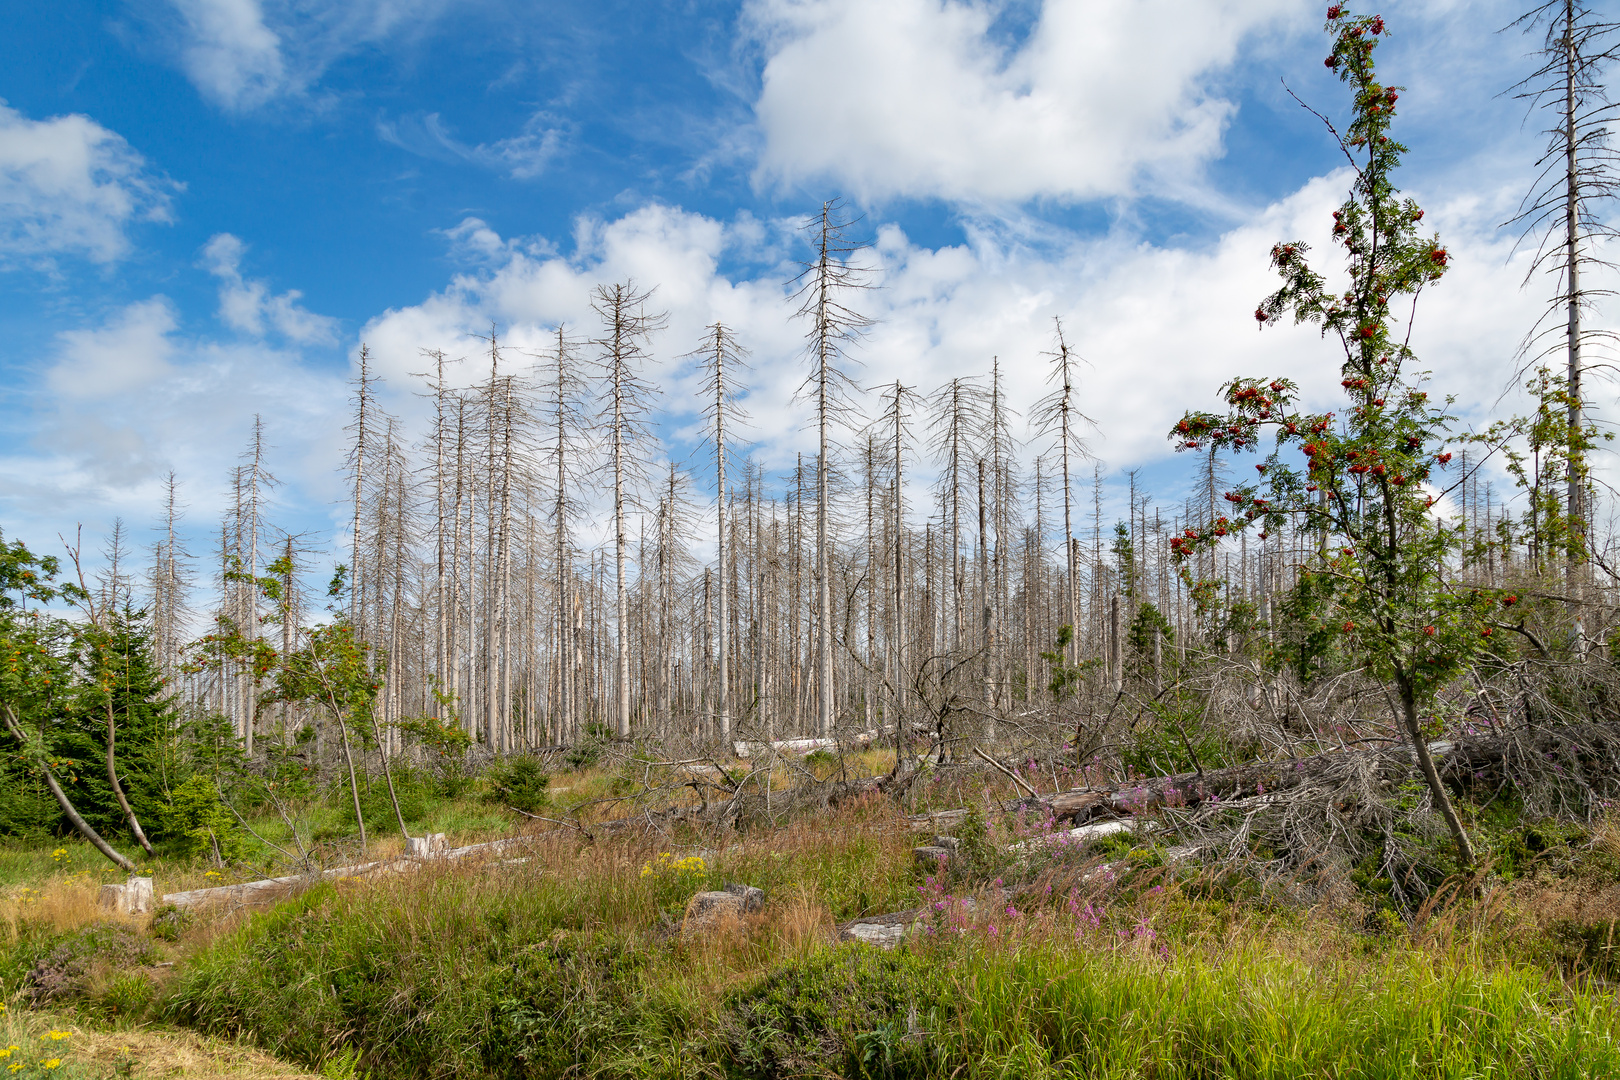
98;877;154;915
160;835;542;910
1003;724;1620;825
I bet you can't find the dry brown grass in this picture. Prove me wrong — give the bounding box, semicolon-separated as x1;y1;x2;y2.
1;876;130;944
0;1006;320;1078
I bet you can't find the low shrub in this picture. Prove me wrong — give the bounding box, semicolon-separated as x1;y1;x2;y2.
483;757;550;814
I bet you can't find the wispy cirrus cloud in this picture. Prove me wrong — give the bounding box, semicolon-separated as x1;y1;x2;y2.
164;0;454;111
377;110;571;179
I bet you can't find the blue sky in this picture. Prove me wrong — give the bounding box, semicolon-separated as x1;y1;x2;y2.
0;0;1596;574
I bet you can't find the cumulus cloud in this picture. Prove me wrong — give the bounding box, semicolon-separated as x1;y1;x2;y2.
746;0;1304;204
0;100;176;265
354;180;1564;503
202;233;340;343
8;184;1583;573
0;295;348;548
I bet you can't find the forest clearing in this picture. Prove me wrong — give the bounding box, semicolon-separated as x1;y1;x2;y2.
9;3;1620;1078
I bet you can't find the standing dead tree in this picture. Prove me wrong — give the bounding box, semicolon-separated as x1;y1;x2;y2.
692;323;751;744
1031;319;1095;670
538;326;595;745
1505;0;1620;651
593;281;667;740
791;200;873;738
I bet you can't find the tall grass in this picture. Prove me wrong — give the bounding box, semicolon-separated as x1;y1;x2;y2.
154;814;1620;1079
11;762;1620;1079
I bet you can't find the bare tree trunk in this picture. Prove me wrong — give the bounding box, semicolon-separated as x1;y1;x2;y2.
979;458;994;737
1563;0;1587;655
4;705;136;871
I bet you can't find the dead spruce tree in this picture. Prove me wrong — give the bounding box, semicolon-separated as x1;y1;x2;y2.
692;323;750;743
1506;0;1620;650
929;376;986;659
593;282;666;739
1031;319;1094;668
538;326;595;744
791;200;872;738
874;382;918;726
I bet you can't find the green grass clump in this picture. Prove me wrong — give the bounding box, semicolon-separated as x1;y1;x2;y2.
729;939;1620;1080
156;854;1620;1080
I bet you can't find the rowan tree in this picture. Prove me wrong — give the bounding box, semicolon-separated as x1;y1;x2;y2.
1169;6;1495;867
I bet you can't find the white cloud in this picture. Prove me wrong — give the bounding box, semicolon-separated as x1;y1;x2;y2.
166;0;453;111
0;295;349;548
377;111;570;179
202;233;340;343
354;179;1569;508
7;183;1590;578
746;0;1304;204
0;100;175;265
47;297;179;399
169;0;289;111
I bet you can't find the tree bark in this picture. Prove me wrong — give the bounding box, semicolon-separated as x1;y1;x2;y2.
3;704;136;871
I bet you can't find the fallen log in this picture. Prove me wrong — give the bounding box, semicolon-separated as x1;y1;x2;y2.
158;835;543;910
1006;724;1620;825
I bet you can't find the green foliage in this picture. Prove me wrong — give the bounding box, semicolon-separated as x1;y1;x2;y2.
483;756;550;814
1125;603;1174;684
147;904;196;943
1477;367;1610;572
0;540;179;848
1122;693;1245;777
725;946;951;1079
564;724;609;769
1038;626;1095;699
162;775;245;863
1169;7;1499;708
1110;521;1137;598
339;771;429;835
0;922;162;1005
804;748;838;770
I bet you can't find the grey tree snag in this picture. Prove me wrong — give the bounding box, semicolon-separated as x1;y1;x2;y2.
1508;0;1620;652
881;383;915;721
348;347;375;640
929;377;984;656
985;356;1021;712
1034;319;1094;667
541;326;591;745
791;200;872;738
695;322;750;743
593;281;666;740
418;347;454;721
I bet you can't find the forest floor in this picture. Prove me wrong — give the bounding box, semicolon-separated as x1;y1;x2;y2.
4;750;1620;1078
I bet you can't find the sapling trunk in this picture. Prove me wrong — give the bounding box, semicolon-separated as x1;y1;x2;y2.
1397;671;1475;868
3;704;136;871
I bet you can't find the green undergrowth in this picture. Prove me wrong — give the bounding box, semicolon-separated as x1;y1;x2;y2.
155;884;1620;1080
736;943;1620;1080
130;845;1620;1080
9;759;1620;1079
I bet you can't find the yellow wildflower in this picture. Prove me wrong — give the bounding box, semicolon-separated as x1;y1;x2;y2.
44;1059;61;1069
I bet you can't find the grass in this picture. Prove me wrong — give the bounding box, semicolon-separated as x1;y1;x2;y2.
0;1000;321;1078
7;754;1620;1078
153;853;1620;1079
